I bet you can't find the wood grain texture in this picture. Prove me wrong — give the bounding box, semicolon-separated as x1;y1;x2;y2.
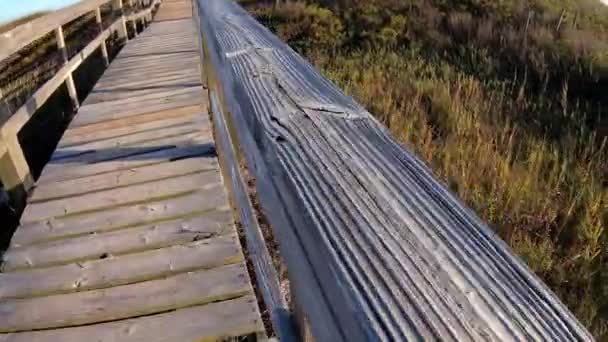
196;0;592;341
0;295;263;342
31;157;217;202
59;105;202;146
0;6;264;339
0;263;251;332
3;214;233;270
21;170;222;223
37;142;214;184
13;190;230;246
0;234;242;299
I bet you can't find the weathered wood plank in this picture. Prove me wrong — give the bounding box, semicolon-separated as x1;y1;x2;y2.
51;120;208;161
74;87;203;125
47;130;210;165
0;234;241;299
85;84;202;104
93;72;200;91
0;263;251;332
37;142;214;184
31;157;217;202
22;170;222;223
0;295;263;342
3;214;233;270
12;190;229;246
1;4;264;340
59;106;202;147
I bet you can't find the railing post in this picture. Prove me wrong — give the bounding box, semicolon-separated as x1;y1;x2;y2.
95;7;110;66
0;130;33;194
112;0;128;42
54;26;79;110
147;1;153;23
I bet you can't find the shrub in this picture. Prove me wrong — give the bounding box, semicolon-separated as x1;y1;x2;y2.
247;0;608;337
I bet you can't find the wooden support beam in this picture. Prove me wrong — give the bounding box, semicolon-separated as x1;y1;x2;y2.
94;7;109;66
0;80;32;192
54;26;79;110
0;132;33;192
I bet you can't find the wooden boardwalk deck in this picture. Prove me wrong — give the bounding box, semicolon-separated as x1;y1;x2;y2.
0;0;265;340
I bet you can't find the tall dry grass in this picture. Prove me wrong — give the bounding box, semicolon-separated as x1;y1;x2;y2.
248;0;608;337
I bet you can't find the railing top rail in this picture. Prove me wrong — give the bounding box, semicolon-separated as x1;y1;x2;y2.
196;0;592;341
0;0;111;62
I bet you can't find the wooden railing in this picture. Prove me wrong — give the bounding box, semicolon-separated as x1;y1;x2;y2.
0;0;160;201
194;0;593;341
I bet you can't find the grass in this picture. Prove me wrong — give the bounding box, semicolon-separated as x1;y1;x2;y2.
245;0;608;338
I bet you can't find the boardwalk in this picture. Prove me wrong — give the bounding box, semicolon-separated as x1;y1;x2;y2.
0;0;265;340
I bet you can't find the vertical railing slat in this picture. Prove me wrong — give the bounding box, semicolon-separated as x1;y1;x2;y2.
54;26;79;109
95;7;110;66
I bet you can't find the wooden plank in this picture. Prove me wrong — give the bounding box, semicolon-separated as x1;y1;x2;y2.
108;51;196;64
21;170;222;223
0;234;241;299
94;71;199;90
38;142;214;184
0;263;251;332
3;213;233;270
12;190;230;246
77;85;201;109
61;104;202;139
59;106;202;148
74;87;203;125
93;73;201;91
51;120;207;161
47;130;210;165
0;295;263;342
100;60;198;75
98;68;197;84
100;65;196;78
85;84;201;104
31;157;217;202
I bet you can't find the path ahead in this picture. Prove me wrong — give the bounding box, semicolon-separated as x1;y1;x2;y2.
0;0;265;340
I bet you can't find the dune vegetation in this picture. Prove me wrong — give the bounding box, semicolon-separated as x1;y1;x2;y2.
245;0;608;337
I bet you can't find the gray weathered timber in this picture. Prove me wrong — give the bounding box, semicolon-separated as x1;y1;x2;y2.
0;1;266;339
196;0;592;341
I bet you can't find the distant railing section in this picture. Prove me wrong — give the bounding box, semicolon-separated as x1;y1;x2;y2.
0;0;160;199
195;0;593;341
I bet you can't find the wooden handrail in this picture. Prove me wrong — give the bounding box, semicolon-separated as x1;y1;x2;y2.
0;0;110;62
0;0;161;195
195;0;593;341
